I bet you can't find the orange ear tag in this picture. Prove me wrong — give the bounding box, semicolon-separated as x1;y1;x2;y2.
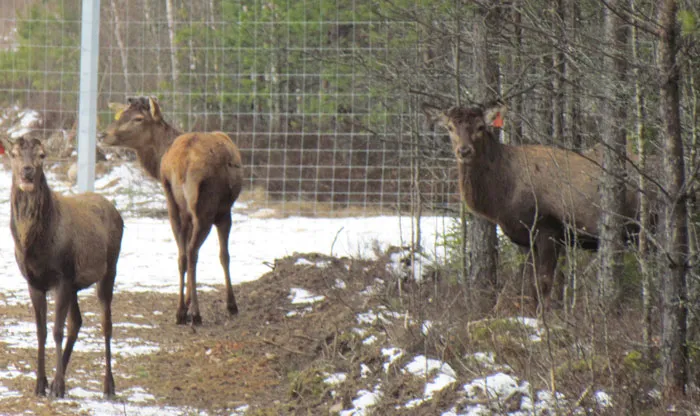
492;113;504;128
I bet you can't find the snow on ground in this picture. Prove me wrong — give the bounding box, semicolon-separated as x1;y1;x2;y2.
288;287;325;305
0;158;614;415
0;161;452;414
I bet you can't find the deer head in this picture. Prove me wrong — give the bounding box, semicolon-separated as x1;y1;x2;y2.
100;96;164;149
423;101;507;164
9;136;46;192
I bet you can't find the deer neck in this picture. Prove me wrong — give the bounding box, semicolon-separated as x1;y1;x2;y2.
135;123;182;180
11;173;54;250
458;137;513;219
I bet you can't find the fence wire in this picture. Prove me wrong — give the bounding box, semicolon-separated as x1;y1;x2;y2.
0;0;461;217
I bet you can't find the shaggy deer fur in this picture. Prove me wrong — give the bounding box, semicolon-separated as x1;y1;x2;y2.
7;137;123;398
423;102;643;307
101;96;243;325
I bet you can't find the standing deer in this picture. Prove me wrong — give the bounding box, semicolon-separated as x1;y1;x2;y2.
6;136;123;398
423;101;644;309
101;96;243;325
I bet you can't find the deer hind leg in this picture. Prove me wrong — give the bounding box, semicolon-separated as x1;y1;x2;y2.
215;212;238;315
185;216;212;326
164;179;189;325
29;286;48;396
183;179;214;325
49;282;76;398
97;267;116;398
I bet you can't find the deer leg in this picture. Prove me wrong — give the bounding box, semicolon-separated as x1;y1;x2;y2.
186;218;212;325
60;298;82;378
29;286;48;396
533;233;561;313
164;179;190;325
97;271;116;398
175;227;189;325
215;213;238;315
49;282;75;398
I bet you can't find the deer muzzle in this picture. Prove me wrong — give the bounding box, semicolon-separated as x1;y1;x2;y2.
18;166;36;192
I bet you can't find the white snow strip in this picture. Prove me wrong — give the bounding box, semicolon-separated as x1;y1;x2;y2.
289;288;325;304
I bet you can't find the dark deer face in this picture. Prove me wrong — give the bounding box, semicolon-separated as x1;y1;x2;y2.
9;137;46;192
423;101;507;164
100;96;164;149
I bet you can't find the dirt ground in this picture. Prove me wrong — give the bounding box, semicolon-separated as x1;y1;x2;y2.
0;251;424;415
0;248;684;415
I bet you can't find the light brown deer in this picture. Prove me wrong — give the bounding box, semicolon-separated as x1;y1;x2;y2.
6;136;123;398
101;96;243;325
423;101;646;309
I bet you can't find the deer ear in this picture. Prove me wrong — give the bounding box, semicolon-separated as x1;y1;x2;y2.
108;102;128;121
483;101;507;128
148;96;162;121
421;103;448;126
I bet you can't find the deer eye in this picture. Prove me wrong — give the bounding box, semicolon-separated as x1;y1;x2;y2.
477;124;486;133
39;153;46;159
132;116;144;123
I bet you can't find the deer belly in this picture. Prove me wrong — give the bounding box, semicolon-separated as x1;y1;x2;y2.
497;222;532;247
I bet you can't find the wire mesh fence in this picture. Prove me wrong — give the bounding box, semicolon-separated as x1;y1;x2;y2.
0;0;462;217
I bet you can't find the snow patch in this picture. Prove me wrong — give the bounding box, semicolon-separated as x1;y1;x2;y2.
388;250;432;281
381;347;404;372
362;335;378;345
288;287;325;304
339;385;382;416
323;372;347;386
404;355;457;379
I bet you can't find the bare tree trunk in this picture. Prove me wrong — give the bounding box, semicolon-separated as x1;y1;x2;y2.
510;0;523;145
552;0;565;147
542;54;554;144
657;0;689;401
110;0;131;93
468;3;500;308
564;0;581;150
268;6;282;131
208;0;224;129
630;0;653;362
598;0;629;309
165;0;179;90
687;62;700;356
144;0;163;88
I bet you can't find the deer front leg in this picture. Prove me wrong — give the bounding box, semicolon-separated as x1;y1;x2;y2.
49;283;75;398
29;286;48;396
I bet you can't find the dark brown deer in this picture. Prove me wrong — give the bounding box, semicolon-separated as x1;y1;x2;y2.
101;96;243;325
6;136;123;398
423;101;644;309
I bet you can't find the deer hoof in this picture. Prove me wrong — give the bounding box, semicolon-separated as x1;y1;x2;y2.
103;374;115;399
191;314;203;326
227;302;238;316
34;376;48;396
176;309;188;325
49;378;65;398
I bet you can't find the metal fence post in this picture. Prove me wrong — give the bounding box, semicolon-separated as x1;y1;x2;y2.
77;0;101;192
